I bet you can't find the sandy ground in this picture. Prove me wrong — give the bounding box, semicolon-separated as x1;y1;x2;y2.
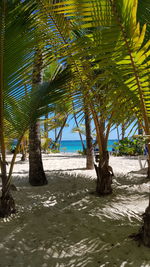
0;153;150;267
7;153;147;179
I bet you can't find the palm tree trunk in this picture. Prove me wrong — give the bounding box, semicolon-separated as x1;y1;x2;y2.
94;150;113;195
29;48;47;186
116;125;120;142
44;113;49;138
141;201;150;247
132;189;150;246
29;121;47;186
121;122;126;140
85;111;94;169
21;137;28;161
147;144;150;179
0;1;16;217
94;119;113;195
73;113;86;152
51;116;68;149
43;113;49;152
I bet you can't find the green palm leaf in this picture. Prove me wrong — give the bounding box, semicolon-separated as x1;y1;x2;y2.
0;0;72;213
52;0;150;132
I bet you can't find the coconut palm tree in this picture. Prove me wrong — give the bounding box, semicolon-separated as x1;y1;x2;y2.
0;0;72;217
130;0;150;247
29;49;48;186
72;110;94;169
0;0;36;217
50;0;150;245
37;0;142;195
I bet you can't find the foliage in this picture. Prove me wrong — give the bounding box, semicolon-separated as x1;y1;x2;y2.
77;149;87;155
72;125;85;136
41;137;52;152
113;137;145;156
0;0;73;216
50;149;60;153
48;0;150;158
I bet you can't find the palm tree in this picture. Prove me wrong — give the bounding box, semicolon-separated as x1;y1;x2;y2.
0;0;37;217
133;0;150;247
73;113;86;153
29;49;47;186
50;0;150;245
49;0;150;189
85;109;94;170
72;110;94;168
37;0;133;194
43;62;70;150
0;0;72;217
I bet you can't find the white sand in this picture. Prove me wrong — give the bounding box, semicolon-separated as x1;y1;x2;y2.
0;153;150;267
8;153;147;179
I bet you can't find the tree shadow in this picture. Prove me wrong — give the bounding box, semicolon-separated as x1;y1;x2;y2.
0;172;149;266
8;168;149;249
43;154;85;159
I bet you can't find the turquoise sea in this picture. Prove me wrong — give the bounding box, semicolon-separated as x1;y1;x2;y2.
59;139;118;153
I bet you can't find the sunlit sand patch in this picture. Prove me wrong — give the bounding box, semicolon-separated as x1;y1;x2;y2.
0;154;150;266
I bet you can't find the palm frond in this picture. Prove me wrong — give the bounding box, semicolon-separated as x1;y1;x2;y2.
52;0;150;135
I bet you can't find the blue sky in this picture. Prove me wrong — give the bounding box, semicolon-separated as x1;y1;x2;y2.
49;116;137;141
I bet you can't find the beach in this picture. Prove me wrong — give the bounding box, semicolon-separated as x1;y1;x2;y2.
8;152;145;178
1;153;150;266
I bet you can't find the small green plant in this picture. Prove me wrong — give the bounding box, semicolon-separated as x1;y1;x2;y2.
51;149;60;153
113;136;145;156
78;148;87;155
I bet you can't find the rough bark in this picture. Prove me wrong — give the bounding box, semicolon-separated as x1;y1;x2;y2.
85;112;94;169
130;200;150;247
131;147;150;246
29;121;47;186
0;191;16;218
141;204;150;247
21;152;27;161
0;160;16;217
94;151;113;195
29;49;47;186
147;159;150;179
0;2;16;217
147;144;150;179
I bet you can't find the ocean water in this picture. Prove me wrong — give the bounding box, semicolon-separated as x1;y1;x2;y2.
59;139;118;153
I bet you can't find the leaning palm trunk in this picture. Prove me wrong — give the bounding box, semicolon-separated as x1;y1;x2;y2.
94;151;113;195
146;141;150;179
147;158;150;179
0;1;16;217
141;204;150;247
43;113;49;152
85;111;94;170
21;137;28;161
29;49;47;186
73;113;86;152
0;156;16;217
93;118;114;195
51;116;68;150
139;143;150;245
